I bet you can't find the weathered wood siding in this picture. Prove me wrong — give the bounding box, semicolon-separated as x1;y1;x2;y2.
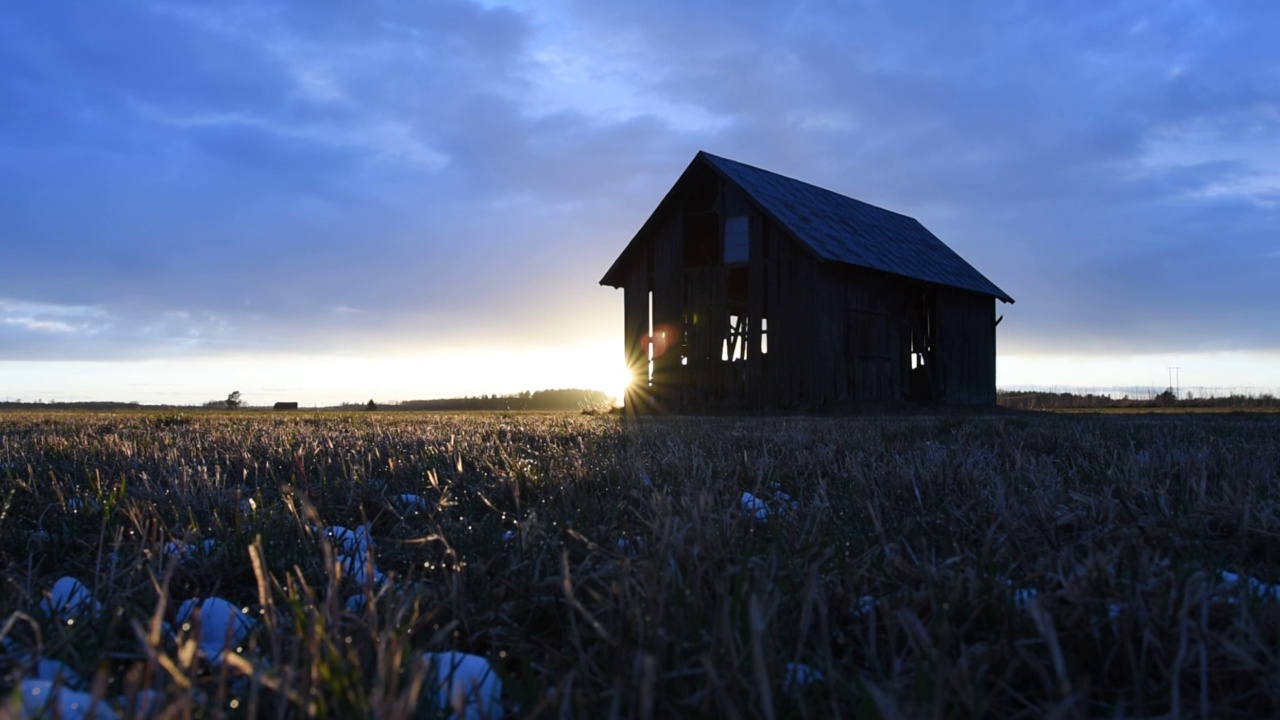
932;289;997;405
622;247;649;413
651;211;683;406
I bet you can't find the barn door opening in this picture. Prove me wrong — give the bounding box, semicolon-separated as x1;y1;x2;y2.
907;290;935;400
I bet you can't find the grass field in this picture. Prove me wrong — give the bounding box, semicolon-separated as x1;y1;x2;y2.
2;410;1279;718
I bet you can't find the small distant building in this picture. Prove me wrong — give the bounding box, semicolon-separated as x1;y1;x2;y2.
600;151;1014;412
272;402;299;410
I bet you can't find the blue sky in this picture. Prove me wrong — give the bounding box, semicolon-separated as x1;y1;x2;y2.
2;0;1278;404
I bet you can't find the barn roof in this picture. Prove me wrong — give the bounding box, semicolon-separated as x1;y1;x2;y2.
601;151;1013;303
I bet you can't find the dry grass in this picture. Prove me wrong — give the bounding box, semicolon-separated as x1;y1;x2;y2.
1;410;1279;718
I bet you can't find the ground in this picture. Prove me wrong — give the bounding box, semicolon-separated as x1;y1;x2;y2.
1;410;1278;718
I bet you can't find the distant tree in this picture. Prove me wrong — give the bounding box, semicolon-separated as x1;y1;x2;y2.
226;391;243;409
366;399;377;411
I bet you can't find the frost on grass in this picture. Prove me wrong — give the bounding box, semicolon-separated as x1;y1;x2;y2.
425;651;502;720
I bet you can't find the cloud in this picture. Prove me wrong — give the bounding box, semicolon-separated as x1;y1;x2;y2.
0;0;1277;378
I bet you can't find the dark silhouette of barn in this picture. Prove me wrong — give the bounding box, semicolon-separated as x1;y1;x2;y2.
600;151;1014;412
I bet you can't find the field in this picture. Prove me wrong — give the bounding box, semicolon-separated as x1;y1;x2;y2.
2;410;1279;718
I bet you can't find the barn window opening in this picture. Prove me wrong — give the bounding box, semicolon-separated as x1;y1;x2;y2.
647;290;654;386
761;317;768;355
724;215;748;265
723;314;749;362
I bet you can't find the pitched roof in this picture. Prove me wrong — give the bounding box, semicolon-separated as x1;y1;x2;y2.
602;151;1013;303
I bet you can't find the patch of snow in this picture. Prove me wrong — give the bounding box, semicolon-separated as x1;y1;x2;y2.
120;689;163;718
851;595;877;618
345;594;369;613
32;658;83;688
326;524;385;586
782;662;824;694
175;597;254;662
6;679;119;720
425;651;502;720
615;537;644;555
163;541;192;562
1219;570;1280;601
997;577;1038;608
64;498;99;514
392;494;428;514
27;529;51;552
40;577;100;623
740;492;769;521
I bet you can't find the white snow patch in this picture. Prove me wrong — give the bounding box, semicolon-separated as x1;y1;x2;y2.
345;594;369;613
325;524;386;586
41;577;100;622
64;498;99;513
425;651;502;720
392;494;428;514
32;658;83;688
782;662;824;693
175;597;254;662
851;595;877;618
6;679;119;720
1220;570;1280;601
740;492;769;521
615;537;645;555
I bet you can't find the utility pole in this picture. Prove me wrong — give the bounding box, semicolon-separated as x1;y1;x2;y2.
1167;366;1181;398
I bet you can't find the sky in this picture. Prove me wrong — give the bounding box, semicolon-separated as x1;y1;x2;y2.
2;0;1278;405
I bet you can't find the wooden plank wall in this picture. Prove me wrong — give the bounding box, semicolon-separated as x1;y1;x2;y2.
622;249;649;413
798;264;913;405
932;289;997;404
746;212;764;408
651;211;683;406
684;265;726;406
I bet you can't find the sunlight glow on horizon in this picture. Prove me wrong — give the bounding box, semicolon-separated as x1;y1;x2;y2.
5;346;1279;406
0;341;630;407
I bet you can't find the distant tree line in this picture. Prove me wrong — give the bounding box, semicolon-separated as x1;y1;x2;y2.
0;401;145;411
998;390;1280;411
335;389;615;412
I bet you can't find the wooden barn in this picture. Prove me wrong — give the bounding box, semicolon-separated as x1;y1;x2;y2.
600;151;1014;412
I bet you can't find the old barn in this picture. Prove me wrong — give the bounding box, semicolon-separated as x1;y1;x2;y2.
601;151;1014;412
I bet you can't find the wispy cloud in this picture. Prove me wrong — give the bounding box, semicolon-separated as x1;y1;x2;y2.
0;299;112;335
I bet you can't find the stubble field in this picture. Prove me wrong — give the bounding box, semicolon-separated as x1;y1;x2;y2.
1;409;1279;719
